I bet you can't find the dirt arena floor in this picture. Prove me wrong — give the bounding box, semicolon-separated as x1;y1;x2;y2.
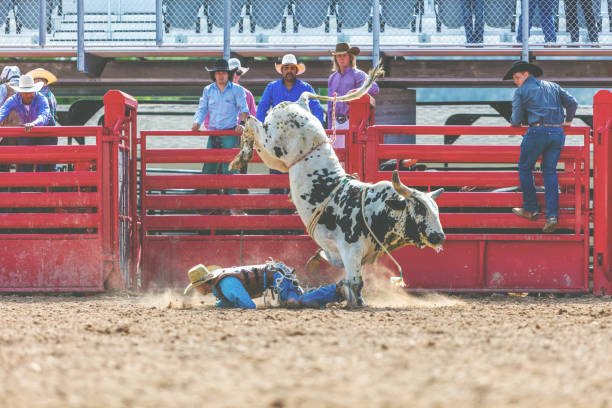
2;286;612;408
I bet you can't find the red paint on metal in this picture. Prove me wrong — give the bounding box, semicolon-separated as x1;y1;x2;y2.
0;90;137;292
593;91;612;295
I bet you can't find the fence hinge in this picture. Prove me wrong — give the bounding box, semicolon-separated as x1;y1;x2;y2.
597;253;603;267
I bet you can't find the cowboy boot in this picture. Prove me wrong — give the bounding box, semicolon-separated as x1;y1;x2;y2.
512;207;540;221
542;216;558;233
273;272;300;307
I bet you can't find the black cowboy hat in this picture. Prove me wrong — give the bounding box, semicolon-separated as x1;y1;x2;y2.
331;42;360;56
503;60;543;80
205;59;232;72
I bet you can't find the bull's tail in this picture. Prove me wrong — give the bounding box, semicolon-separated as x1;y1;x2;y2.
298;59;385;106
229;115;256;171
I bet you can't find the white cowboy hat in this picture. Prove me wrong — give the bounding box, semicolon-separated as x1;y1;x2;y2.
10;74;43;93
275;54;306;76
228;58;249;75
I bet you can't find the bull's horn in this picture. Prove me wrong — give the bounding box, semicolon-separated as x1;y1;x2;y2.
391;170;416;198
428;188;444;200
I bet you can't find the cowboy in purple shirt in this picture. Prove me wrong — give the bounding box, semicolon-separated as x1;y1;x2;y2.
327;42;379;148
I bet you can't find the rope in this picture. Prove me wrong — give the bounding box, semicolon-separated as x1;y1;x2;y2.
306;178;349;237
287;92;338;169
329;92;337;145
360;187;405;288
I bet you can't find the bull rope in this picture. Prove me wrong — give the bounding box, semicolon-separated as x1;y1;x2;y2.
360;188;405;288
287;93;339;170
306;178;349;237
330;92;337;145
304;177;405;288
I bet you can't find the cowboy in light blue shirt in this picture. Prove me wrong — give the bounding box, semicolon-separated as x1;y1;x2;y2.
256;54;324;124
192;59;249;193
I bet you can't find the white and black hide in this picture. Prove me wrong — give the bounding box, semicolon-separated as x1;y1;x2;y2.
229;63;445;306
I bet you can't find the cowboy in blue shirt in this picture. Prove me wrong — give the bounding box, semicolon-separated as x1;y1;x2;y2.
0;74;50;132
257;55;324;201
504;61;578;233
193;59;249;196
256;54;324;124
183;262;349;309
0;74;51;172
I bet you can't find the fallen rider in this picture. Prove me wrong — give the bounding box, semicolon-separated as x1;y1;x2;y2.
183;261;349;309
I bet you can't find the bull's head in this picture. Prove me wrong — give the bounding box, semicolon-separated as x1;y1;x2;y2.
384;170;445;251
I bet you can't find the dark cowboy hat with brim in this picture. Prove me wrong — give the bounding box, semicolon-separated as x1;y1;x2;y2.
331;42;360;56
503;60;544;80
205;59;232;72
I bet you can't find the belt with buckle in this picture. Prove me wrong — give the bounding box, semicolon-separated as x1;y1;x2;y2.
529;122;562;127
336;114;348;124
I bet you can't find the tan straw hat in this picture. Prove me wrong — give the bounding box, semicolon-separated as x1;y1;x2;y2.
26;68;57;85
183;264;222;295
275;54;306;75
10;74;43;93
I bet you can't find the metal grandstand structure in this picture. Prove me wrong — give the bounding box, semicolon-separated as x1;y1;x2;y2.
1;1;611;53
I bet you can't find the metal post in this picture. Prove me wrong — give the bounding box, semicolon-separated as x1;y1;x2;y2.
155;0;163;46
107;0;112;40
521;0;529;61
77;0;85;72
372;0;380;66
39;0;46;46
223;0;231;60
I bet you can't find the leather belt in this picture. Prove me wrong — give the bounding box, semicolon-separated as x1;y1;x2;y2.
336;114;348;124
529;122;562;127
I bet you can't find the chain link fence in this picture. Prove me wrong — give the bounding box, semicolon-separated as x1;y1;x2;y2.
2;0;611;47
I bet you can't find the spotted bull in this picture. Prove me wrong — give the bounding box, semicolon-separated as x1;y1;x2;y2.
229;63;445;307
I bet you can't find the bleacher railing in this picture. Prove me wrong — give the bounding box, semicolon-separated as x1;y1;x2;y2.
4;0;610;51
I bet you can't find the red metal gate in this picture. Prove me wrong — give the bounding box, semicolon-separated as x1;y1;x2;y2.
593;90;612;295
0;90;137;292
139;129;349;288
347;95;591;291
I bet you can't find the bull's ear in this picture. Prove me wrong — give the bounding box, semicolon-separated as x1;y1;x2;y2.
428;188;444;200
385;198;406;211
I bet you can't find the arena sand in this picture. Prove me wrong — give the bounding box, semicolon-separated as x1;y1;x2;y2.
8;104;603;407
2;286;612;408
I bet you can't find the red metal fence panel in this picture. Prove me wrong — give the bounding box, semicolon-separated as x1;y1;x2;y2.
344;94;592;292
593;90;612;295
0;90;137;292
139;129;349;289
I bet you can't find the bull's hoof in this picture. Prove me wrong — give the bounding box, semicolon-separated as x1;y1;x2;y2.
340;279;365;308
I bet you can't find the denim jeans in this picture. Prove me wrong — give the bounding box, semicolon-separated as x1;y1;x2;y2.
462;0;484;43
517;0;557;43
202;134;239;194
564;0;599;43
518;127;565;218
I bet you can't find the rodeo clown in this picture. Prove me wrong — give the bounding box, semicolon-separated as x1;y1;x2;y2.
183;261;350;309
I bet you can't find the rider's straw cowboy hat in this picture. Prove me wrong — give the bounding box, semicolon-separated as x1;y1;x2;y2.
503;60;543;80
10;75;43;93
275;54;306;75
331;42;360;56
183;264;222;295
26;68;58;85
